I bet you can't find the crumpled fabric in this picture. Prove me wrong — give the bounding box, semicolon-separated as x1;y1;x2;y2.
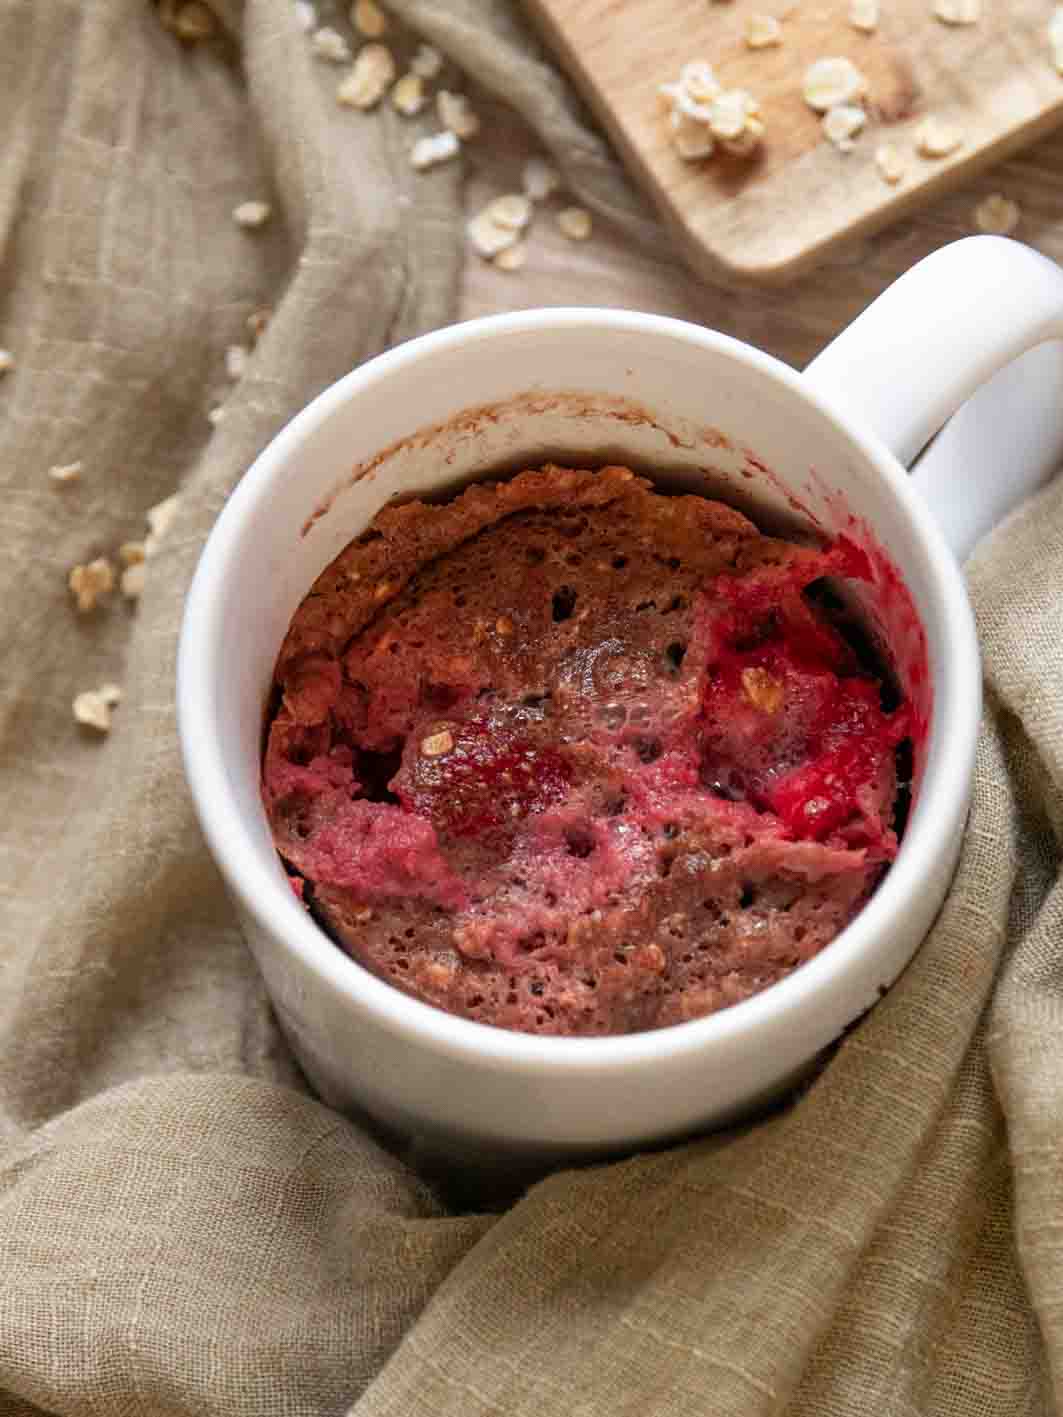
1;2;1061;1414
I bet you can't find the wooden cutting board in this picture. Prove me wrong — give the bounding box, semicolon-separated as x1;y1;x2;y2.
523;0;1063;285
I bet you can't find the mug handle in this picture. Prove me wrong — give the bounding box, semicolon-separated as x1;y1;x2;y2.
803;236;1063;560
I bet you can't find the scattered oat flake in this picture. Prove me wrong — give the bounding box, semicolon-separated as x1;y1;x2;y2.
915;116;963;157
680;60;721;100
225;344;249;380
681;87;765;157
337;43;396;109
974;192;1020;235
311;26;352;63
803;57;867;111
421;729;454;758
247;307;271;341
294;1;316;33
875;142;905;183
161;1;216;40
146;493;181;553
558;206;592;240
742;667;784;713
411;43;443;79
175;3;215;39
68;558;115;613
662;84;705;122
73;686;122;733
352;0;388;37
423;959;455;988
233;200;271;229
119;541;146;566
391;73;426;116
663;70;720;126
708;89;757;140
1051;8;1063;72
410;130;460;170
207;405;226;427
660;61;721;120
0;350;13;375
437;90;480;139
823;103;866;151
487;194;532;231
494;243;528;273
849;0;879;30
467;209;520;258
522;157;561;202
121;561;147;600
670;109;715;161
720;117;765;158
72;693;110;731
933;0;979;24
745;13;782;48
48;461;82;485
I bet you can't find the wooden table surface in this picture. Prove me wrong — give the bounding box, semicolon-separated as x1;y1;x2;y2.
460;88;1063;373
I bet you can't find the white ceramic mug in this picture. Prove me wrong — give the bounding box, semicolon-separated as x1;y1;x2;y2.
178;237;1063;1163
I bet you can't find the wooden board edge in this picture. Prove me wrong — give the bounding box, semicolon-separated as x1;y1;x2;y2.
520;0;747;287
522;0;1063;288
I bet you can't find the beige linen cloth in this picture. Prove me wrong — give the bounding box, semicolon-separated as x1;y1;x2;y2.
2;1;1063;1413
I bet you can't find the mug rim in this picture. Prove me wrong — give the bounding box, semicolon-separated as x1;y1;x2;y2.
177;306;980;1077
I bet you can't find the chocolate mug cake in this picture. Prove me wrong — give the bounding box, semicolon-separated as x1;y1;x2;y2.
262;465;909;1036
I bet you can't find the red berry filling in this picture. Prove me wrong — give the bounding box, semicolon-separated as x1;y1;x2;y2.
397;717;573;839
700;553;908;849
